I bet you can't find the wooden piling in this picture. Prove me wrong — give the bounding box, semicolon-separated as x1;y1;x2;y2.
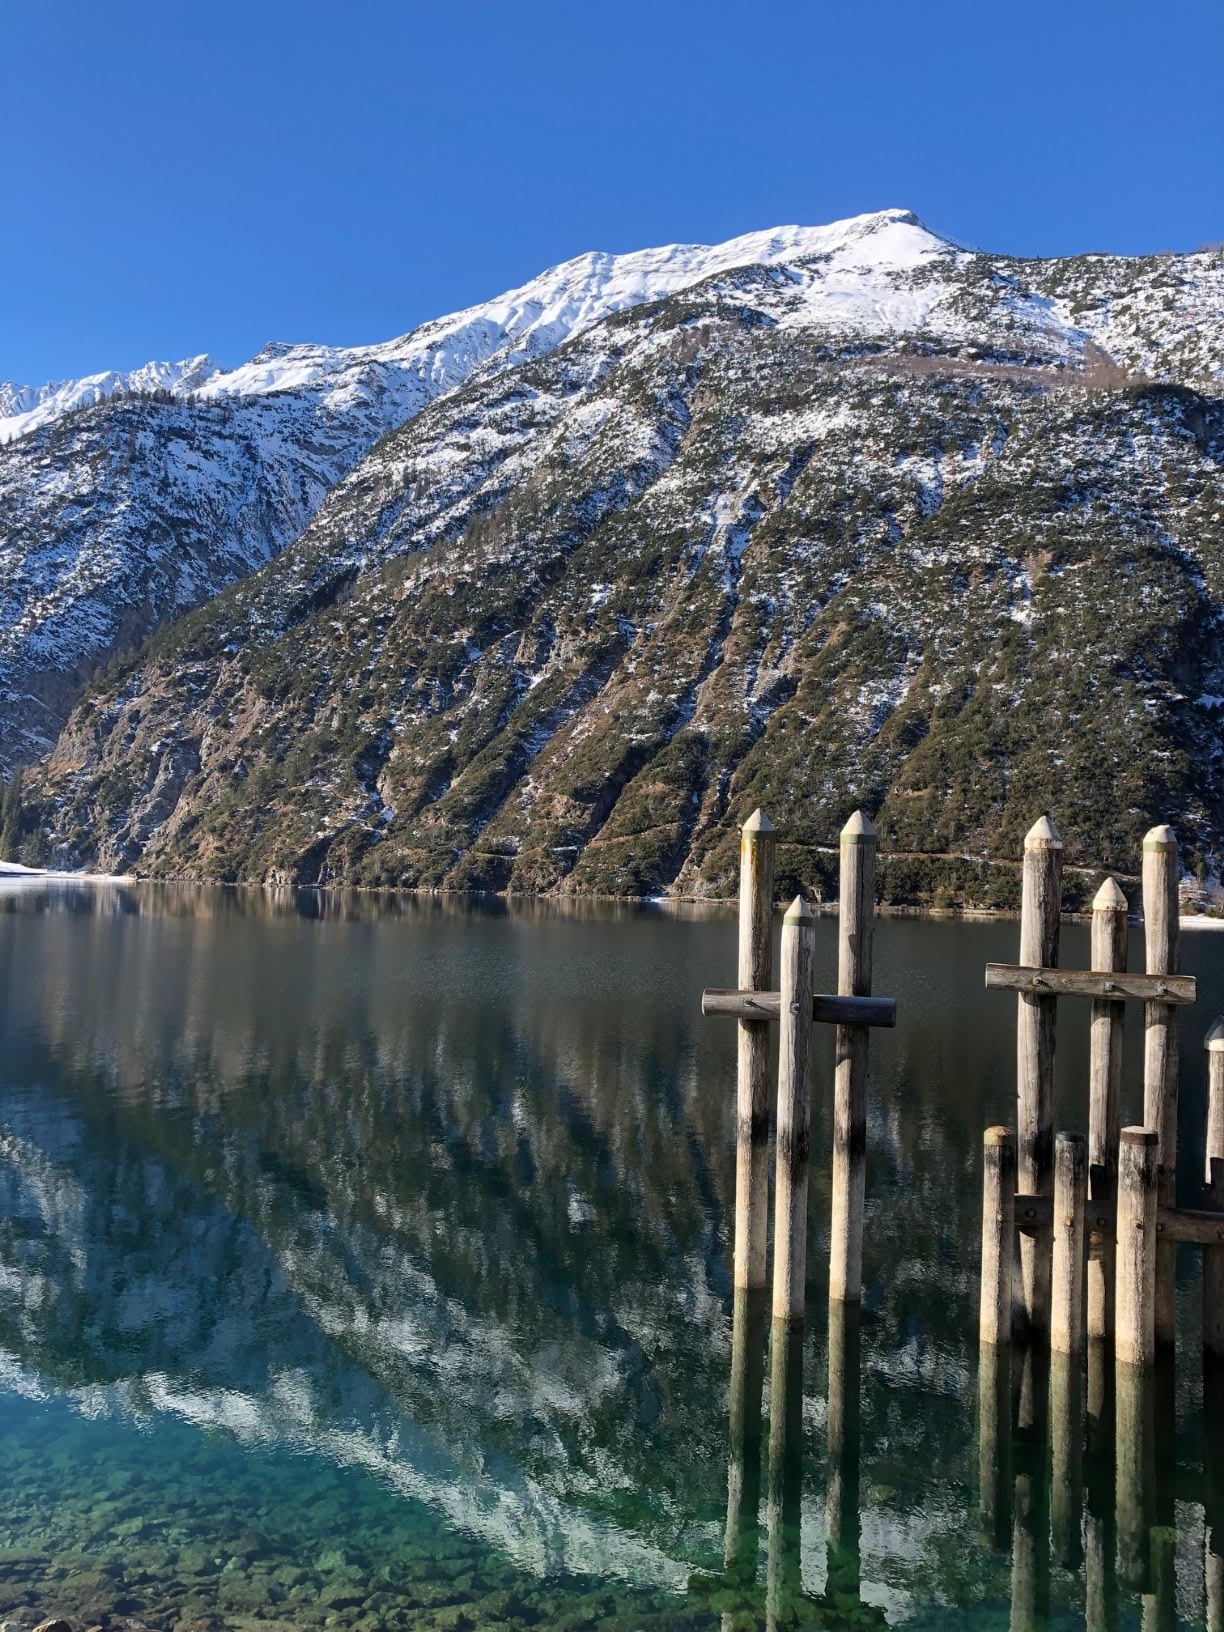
830;811;876;1306
1089;876;1128;1344
1052;1131;1087;1355
1206;1017;1224;1363
771;896;815;1329
1117;1127;1159;1369
735;809;776;1296
1018;813;1062;1336
980;1127;1016;1347
1142;825;1180;1350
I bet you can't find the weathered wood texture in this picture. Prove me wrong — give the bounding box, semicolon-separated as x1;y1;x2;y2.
1015;1191;1224;1245
771;897;814;1328
1018;814;1062;1335
985;965;1195;1004
980;1126;1016;1347
701;989;896;1027
734;809;776;1295
1117;1127;1159;1369
830;811;876;1305
1142;825;1180;1350
1051;1132;1087;1356
1207;1018;1224;1361
1088;877;1128;1343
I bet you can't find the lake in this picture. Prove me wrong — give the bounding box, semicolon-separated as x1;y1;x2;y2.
1;879;1222;1630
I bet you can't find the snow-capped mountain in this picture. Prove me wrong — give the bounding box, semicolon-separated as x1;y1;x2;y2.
1;211;948;451
7;211;1224;901
1;211;962;772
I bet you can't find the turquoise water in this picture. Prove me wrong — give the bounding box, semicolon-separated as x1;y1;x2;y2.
1;881;1222;1630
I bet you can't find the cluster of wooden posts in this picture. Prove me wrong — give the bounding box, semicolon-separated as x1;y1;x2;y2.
978;815;1224;1615
699;809;896;1624
699;806;1224;1621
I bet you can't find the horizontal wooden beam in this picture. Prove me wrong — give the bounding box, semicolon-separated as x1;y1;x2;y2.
985;963;1197;1005
1158;1206;1224;1246
701;989;897;1028
1013;1191;1224;1245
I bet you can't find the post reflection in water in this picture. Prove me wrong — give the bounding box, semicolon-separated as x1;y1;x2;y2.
723;1286;768;1608
717;1293;883;1631
978;1335;1224;1631
765;1317;805;1631
1086;1338;1119;1632
1012;1342;1051;1632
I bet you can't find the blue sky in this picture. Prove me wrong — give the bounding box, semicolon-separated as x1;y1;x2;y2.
4;0;1221;385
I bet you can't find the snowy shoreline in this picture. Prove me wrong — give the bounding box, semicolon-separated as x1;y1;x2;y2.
0;861;129;883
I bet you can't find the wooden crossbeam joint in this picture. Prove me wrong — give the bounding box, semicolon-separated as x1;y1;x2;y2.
1012;1190;1224;1245
985;963;1197;1005
701;989;897;1028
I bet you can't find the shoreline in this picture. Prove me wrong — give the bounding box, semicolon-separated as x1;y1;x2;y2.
5;863;1223;929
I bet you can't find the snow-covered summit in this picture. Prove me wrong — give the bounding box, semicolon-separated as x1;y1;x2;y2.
194;209;951;408
0;355;219;443
2;211;948;445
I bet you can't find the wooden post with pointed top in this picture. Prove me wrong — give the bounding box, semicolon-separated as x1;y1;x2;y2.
1018;813;1063;1336
771;896;815;1331
1205;1017;1224;1362
1088;876;1128;1344
829;810;876;1306
735;809;776;1297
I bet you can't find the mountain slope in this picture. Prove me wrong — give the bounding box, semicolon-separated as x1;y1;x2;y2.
4;217;927;773
26;217;1224;903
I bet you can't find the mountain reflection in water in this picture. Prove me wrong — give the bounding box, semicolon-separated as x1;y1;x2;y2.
2;879;1224;1628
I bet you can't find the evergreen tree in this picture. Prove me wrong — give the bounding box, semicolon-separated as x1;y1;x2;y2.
0;767;24;860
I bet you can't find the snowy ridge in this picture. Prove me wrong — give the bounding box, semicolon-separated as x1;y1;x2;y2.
0;354;219;442
1;211;946;445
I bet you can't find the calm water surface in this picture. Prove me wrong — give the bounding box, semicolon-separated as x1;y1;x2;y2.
1;881;1223;1630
